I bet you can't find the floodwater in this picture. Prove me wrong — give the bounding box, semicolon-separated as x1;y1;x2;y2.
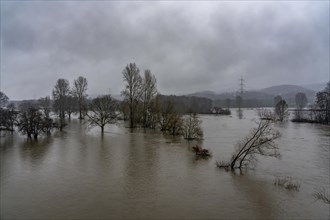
1;110;329;219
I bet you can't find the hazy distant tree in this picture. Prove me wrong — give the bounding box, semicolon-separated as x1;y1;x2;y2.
229;118;280;169
38;96;51;118
275;100;289;121
87;95;117;133
72;76;88;119
0;105;17;132
273;95;282;106
121;63;142;128
0;91;9;108
295;92;307;109
0;93;16;132
316;82;330;109
52;79;70;119
141;69;158;128
182;113;203;140
16;107;53;139
315;82;330;124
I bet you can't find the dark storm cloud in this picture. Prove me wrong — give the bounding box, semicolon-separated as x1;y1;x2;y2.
1;1;329;100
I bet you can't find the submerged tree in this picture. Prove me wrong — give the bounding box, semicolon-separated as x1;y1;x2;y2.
273;95;282;107
87;95;117;133
295;92;307;109
275;99;289;121
16;107;53;139
0;105;17;132
0;91;9;108
72;76;88;119
158;99;183;135
38;96;52;118
64;95;78;120
182;113;203;140
217;115;280;170
315;82;330;124
52;78;70;120
121;63;142;128
141;69;158;128
148;95;161;129
0;93;17;132
229;118;280;169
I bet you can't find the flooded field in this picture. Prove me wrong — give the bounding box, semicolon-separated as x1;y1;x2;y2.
1;109;329;219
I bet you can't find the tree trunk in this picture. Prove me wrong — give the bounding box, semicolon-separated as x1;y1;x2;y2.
101;125;104;133
230;157;237;169
129;103;134;128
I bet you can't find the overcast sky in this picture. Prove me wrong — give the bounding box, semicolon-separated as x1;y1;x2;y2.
1;1;329;100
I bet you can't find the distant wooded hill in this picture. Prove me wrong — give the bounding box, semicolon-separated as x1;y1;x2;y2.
187;84;323;108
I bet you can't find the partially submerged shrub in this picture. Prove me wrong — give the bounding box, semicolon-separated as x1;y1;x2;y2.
182;114;203;140
192;145;211;158
313;188;330;204
273;176;300;191
216;161;231;171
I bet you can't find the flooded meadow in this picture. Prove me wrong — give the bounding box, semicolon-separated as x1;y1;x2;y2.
1;109;329;219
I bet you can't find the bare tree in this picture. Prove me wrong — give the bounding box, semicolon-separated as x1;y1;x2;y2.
38;96;52;118
295;92;307;109
16;107;53;139
275;99;289;121
0;93;17;132
141;69;158;128
121;63;142;128
0;91;9;108
64;95;78;120
148;95;161;129
52;79;70;120
316;82;330;110
182;113;203;140
72;76;88;119
87;95;117;133
314;82;330;124
273;95;282;106
158;99;183;135
229;118;280;169
0;106;17;132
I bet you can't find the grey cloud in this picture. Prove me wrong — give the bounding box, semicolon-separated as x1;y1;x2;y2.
1;1;329;100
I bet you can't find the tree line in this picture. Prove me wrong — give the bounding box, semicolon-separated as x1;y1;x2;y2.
269;82;330;124
0;63;203;141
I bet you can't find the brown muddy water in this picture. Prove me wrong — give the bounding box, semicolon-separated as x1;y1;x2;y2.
1;110;329;219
